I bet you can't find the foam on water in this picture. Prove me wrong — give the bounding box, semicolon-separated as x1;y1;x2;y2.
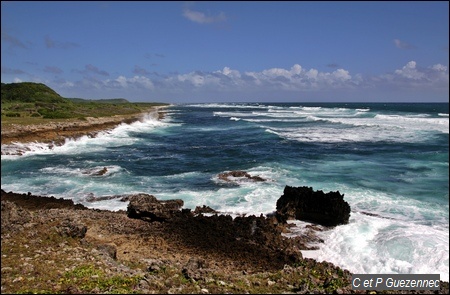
303;212;449;282
186;103;268;109
282;183;450;281
212;104;448;143
1;113;173;159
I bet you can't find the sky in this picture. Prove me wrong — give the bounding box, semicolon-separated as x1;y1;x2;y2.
1;1;449;103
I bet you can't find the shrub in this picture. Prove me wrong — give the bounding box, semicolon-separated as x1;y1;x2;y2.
4;112;20;117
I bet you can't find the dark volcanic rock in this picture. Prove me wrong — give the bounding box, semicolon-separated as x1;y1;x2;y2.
193;205;218;215
218;170;266;182
166;213;303;271
127;193;184;222
276;186;351;226
0;189;87;211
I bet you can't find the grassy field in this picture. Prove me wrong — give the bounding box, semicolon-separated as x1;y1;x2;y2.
1;82;169;126
1;101;168;127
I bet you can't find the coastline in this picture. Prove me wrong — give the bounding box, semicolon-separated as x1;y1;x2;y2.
1;106;167;147
1;106;448;293
2;190;448;294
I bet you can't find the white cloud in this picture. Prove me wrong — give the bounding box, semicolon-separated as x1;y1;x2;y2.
332;69;351;81
305;69;318;80
50;61;448;102
183;8;226;24
431;64;448;72
394;61;424;80
377;61;449;91
220;67;240;78
110;75;155;90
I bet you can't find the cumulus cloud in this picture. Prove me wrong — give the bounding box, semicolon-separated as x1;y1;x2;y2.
45;35;79;49
394;39;416;49
52;61;448;102
183;8;226;24
106;75;155;90
394;61;424;80
379;61;448;90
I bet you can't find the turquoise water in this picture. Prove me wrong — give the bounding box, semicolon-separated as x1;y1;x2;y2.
1;102;448;280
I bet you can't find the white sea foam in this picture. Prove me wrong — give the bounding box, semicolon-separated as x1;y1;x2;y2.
263;117;446;143
40;164;124;178
280;185;449;281
214;106;449;142
302;212;449;281
186;103;267;109
265;126;392;143
1;114;172;158
374;114;449;133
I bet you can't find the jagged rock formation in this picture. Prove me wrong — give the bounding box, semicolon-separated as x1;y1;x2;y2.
127;193;184;222
193;205;218;215
276;186;351;226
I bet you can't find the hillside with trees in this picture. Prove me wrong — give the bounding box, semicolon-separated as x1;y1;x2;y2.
1;82;166;120
1;82;66;103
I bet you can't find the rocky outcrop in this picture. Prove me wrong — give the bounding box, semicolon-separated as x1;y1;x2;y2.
193;205;218;215
218;170;266;182
1;200;32;233
0;189;87;211
127;193;184;222
276;186;351;226
55;219;87;239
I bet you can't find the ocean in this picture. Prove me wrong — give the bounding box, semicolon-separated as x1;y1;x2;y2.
1;102;449;281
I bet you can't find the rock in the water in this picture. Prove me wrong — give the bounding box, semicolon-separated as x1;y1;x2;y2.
276;186;351;226
217;170;266;182
127;193;184;222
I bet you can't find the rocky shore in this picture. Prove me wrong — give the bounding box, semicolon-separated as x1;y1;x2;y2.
2;189;449;294
2;112;449;294
1;107;166;147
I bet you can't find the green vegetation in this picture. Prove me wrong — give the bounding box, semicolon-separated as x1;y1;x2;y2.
1;82;168;122
67;97;130;104
1;82;65;103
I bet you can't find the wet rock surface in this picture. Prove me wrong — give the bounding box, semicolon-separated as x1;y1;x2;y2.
276;185;351;226
218;170;267;182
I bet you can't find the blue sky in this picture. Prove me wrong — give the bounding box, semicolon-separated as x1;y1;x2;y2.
1;1;448;103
